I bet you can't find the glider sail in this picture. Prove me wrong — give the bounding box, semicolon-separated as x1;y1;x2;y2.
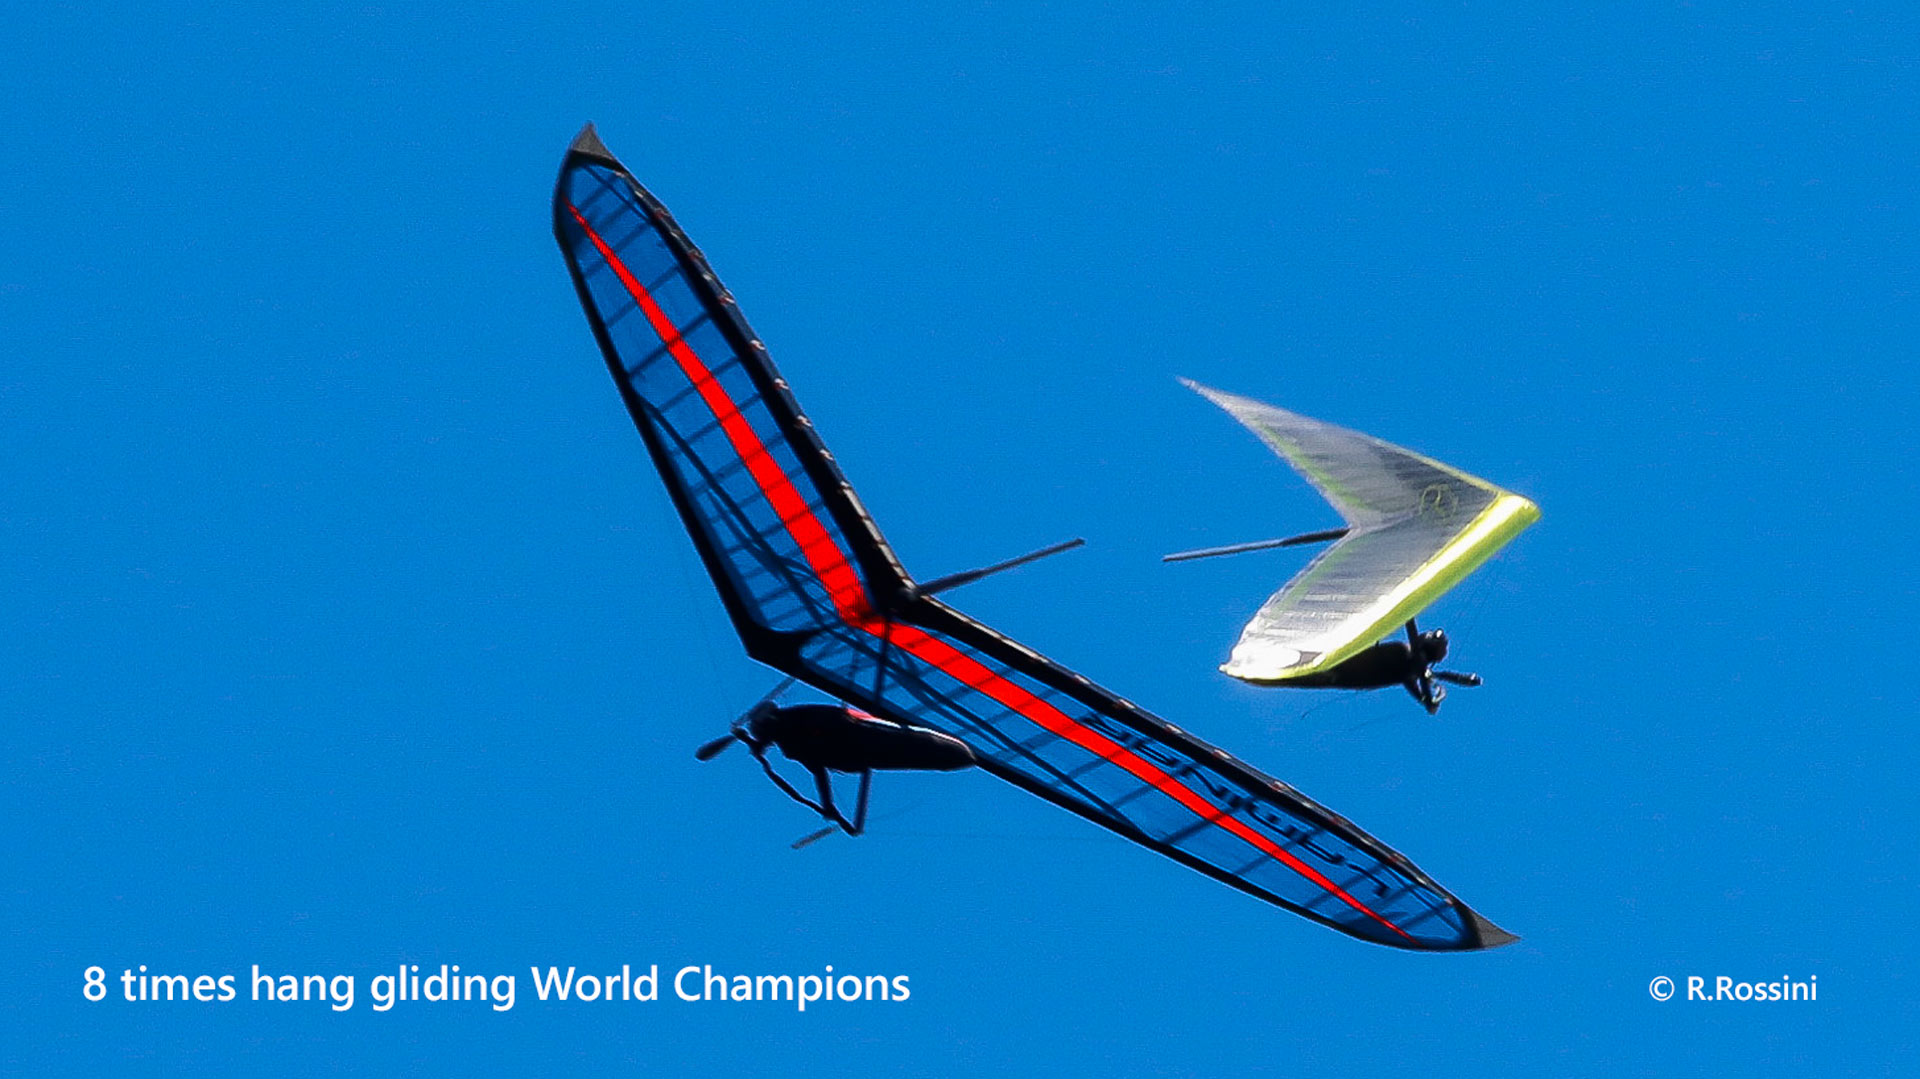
554;126;1513;950
1183;381;1539;683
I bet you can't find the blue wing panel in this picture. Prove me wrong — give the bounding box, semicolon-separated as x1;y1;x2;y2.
556;152;893;639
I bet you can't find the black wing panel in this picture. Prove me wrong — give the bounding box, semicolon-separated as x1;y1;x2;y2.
552;127;1510;950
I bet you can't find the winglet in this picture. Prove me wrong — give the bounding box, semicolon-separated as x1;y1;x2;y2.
567;123;618;165
1467;909;1520;950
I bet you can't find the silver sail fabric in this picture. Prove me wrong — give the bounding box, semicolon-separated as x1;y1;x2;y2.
1184;381;1539;682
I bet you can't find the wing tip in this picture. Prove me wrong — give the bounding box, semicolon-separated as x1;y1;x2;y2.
1179;380;1309;430
1222;646;1321;683
566;122;620;166
1179;377;1228;403
1465;908;1521;950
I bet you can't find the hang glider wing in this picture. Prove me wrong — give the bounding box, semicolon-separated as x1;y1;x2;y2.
1183;381;1539;683
554;126;1513;950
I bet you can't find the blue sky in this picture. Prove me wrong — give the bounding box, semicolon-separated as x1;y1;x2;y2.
5;3;1913;1074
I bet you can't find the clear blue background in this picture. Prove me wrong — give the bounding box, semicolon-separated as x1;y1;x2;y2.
5;3;1912;1074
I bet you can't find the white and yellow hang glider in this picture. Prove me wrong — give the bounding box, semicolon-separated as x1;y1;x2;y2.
1172;381;1538;684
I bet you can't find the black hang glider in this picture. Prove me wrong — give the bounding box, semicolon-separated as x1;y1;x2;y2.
552;125;1513;950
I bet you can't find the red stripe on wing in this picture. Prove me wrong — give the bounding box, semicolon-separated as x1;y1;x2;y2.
568;203;871;621
567;199;1410;943
874;622;1412;942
